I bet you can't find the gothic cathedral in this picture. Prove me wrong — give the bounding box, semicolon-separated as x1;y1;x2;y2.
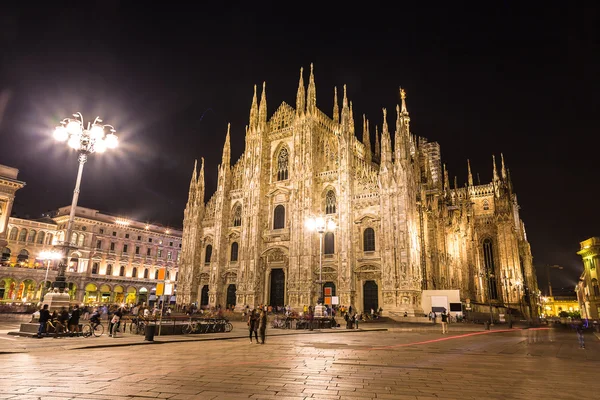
176;65;539;317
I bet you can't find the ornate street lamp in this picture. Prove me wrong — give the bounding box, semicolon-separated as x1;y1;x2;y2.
305;215;336;305
44;113;118;308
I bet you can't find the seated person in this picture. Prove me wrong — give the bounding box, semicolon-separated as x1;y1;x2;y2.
58;307;70;332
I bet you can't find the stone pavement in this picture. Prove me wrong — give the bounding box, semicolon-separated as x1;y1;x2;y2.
0;322;598;399
0;319;516;354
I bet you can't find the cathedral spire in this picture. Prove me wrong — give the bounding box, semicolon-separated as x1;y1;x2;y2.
492;154;499;182
296;67;305;116
341;84;349;125
467;159;474;186
501;153;507;180
363;115;371;161
394;104;405;162
400;87;408;114
349;101;355;134
454;176;458;190
190;158;198;188
196;157;205;204
380;108;392;166
443;164;449;192
306;63;316;114
258;82;267;126
374;125;380;159
333;86;339;123
222;123;231;168
249;84;258;129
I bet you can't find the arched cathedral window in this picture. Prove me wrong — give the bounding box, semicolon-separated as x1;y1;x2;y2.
232;204;242;227
277;147;289;181
205;244;213;264
363;228;375;252
325;190;336;214
106;264;113;275
273;205;285;229
324;232;335;255
230;242;239;262
483;238;498;300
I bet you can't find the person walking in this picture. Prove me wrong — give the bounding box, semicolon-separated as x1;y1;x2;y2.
258;308;267;344
441;310;449;334
109;307;123;337
248;309;259;343
37;304;50;338
68;304;81;336
574;320;585;349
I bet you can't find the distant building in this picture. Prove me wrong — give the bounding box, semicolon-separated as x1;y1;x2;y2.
540;296;579;317
576;237;600;319
0;164;25;249
1;205;181;306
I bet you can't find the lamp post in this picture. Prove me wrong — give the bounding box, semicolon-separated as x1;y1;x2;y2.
47;113;118;307
515;279;524;316
502;274;511;326
305;215;336;305
39;250;62;299
479;271;495;326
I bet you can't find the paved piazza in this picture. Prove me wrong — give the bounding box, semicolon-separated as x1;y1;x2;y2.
0;324;598;400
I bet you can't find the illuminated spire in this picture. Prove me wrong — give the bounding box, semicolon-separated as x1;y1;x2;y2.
258;82;267;126
249;85;258;129
400;87;408;114
492;155;499;182
222;124;231;167
306;63;316;114
333;86;339;123
196;157;205;204
296;67;305;115
349;101;355;134
443;164;449;192
380;108;392;166
362;115;371;154
190;159;197;187
374;125;380;159
467;159;473;186
501;153;507;180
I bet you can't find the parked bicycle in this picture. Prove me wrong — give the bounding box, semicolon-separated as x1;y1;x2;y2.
82;321;104;337
129;317;147;335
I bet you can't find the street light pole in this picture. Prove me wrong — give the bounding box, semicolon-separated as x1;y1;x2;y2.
305;215;336;307
46;113;118;308
546;264;563;297
39;250;61;300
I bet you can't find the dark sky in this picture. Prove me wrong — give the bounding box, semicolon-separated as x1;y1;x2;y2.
0;2;598;291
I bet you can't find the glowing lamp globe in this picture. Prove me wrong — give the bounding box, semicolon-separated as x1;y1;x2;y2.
68;136;80;150
53;126;68;142
104;133;118;149
94;139;107;153
305;217;316;231
90;124;105;140
66;120;82;135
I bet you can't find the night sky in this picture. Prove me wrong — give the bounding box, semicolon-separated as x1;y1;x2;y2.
0;2;598;291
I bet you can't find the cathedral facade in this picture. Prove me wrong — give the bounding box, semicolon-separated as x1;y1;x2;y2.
177;65;539;317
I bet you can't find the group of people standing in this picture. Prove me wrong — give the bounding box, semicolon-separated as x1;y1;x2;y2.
37;304;81;338
247;307;268;344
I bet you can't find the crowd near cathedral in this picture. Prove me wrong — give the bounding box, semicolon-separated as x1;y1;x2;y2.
177;65;539;317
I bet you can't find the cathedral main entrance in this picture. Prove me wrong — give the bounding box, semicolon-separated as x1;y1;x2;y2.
269;268;285;307
200;285;209;308
226;284;236;309
363;280;378;313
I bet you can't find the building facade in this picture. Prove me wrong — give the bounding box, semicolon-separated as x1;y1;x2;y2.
0;164;25;249
177;66;539;316
576;237;600;319
0;205;182;306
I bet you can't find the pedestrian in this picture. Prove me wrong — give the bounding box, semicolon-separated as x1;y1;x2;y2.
248;309;259;343
68;304;81;336
574;320;585;349
431;311;437;324
441;310;448;334
258;308;267;344
109;307;123;337
37;304;50;338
